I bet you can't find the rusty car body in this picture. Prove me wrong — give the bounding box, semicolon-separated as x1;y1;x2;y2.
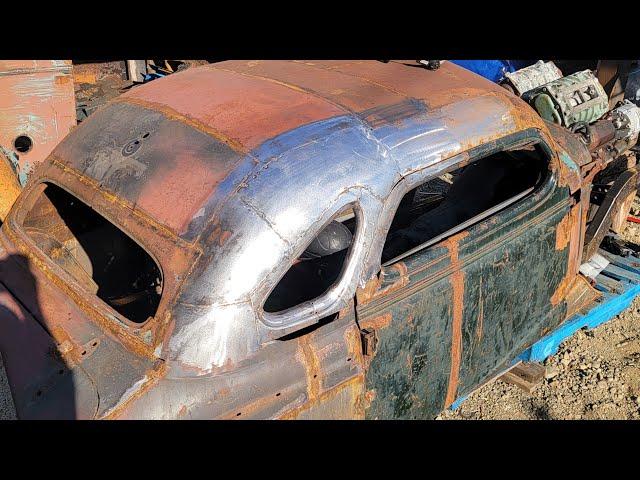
0;60;622;419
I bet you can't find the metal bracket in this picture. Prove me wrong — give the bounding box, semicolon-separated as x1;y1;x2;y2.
360;328;378;357
583;169;638;261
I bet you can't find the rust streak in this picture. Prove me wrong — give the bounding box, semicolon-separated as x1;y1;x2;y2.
555;208;574;251
298;334;321;402
476;276;484;343
443;231;468;406
360;312;392;331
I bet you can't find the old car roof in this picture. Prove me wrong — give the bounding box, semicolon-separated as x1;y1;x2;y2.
53;60;546;240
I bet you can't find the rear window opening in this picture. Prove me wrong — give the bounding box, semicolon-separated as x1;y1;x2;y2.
21;183;162;324
264;208;357;313
381;143;549;264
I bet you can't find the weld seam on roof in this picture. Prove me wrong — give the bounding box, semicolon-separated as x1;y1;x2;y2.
292;61;410;98
209;65;354;116
113;96;247;153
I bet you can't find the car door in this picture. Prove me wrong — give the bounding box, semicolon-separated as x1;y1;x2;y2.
355;132;580;419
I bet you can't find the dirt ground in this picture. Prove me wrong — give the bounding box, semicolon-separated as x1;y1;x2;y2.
3;222;640;421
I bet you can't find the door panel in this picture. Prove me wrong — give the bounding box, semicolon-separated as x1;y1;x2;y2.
457;185;571;397
357;172;573;419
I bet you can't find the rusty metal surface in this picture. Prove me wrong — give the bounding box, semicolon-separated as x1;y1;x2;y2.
0;60;590;418
0;61;76;187
0;151;22;221
584;169;638;261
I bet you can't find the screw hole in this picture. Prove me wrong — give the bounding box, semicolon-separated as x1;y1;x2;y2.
236;412;242;417
275;392;281;397
14;135;33;153
92;342;98;347
142;132;150;138
313;374;317;379
81;350;87;356
347;357;352;362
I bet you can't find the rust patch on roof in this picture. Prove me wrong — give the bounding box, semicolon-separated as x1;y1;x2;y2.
122;65;345;150
113;96;246;153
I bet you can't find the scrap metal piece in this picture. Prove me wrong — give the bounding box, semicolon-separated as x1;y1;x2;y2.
0;60;76;187
417;60;441;70
501;60;563;97
579;252;610;279
583;169;638;261
360;328;378;357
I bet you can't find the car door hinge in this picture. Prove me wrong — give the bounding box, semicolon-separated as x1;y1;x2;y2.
360;328;378;357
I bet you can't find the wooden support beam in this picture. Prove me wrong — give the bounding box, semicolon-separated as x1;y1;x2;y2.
499;361;546;393
126;60;147;82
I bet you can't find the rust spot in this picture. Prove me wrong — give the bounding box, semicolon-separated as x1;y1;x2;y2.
364;389;376;408
553;202;582;307
219;230;232;246
297;333;321;402
555;208;574;251
54;75;71;85
476;276;484;343
278;374;365;420
442;231;468;407
355;275;380;305
360;312;392;331
551;275;574;306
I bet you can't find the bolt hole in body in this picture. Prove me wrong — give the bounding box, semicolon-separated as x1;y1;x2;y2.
14;135;33;153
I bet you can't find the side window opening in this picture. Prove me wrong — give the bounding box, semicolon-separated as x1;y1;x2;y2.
264;207;357;313
381;143;549;264
21;183;162;324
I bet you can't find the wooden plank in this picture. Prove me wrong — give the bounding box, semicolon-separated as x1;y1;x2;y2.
499;361;545;393
126;60;147;82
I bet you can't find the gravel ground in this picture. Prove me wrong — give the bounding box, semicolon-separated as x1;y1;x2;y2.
0;353;16;419
2;221;640;421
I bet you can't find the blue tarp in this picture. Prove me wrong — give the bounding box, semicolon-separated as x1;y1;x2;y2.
450;60;534;83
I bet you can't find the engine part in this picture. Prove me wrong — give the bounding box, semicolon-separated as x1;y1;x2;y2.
611;100;640;145
529;70;608;128
578;119;616;151
500;60;563;97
